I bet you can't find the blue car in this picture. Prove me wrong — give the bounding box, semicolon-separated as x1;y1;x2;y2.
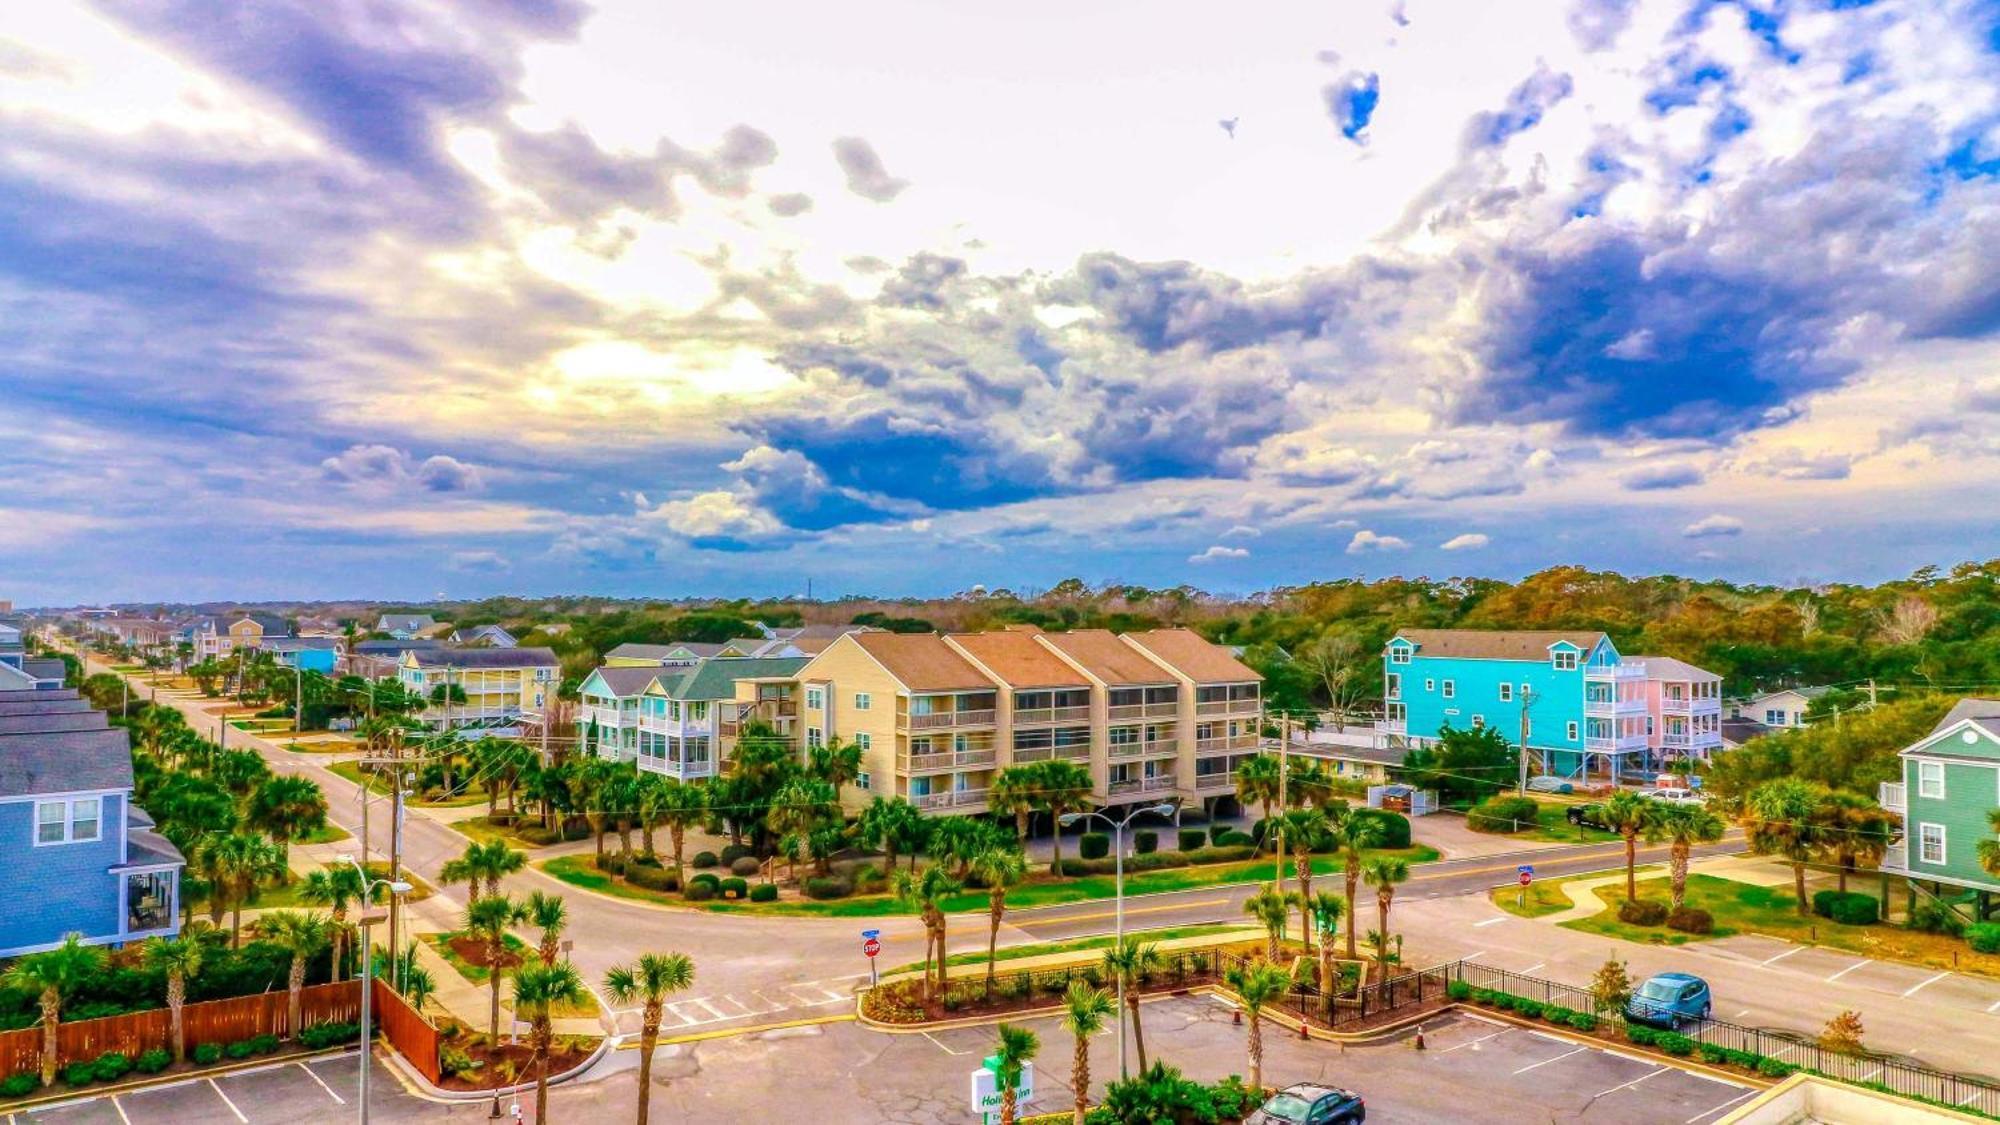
1626;972;1712;1029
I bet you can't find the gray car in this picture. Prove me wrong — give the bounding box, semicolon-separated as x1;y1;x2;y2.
1246;1082;1366;1124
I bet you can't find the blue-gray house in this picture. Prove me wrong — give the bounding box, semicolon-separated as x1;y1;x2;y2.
0;708;182;956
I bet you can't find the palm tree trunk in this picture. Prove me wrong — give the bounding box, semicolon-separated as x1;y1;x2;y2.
1625;831;1639;903
1344;868;1360;961
1000;1087;1017;1125
637;1011;660;1125
534;1024;551;1125
1247;1012;1263;1093
39;990;58;1087
489;949;503;1043
987;898;1002;995
169;977;187;1063
1072;1035;1090;1125
1376;893;1390;982
1793;861;1810;916
1296;856;1314;954
231;901;244;949
1670;841;1691;910
671;826;686;884
1128;992;1149;1072
288;961;305;1038
936;913;950;996
1051;824;1065;880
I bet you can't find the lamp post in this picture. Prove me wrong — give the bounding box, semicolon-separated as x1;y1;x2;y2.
335;853;410;1125
1059;801;1177;1080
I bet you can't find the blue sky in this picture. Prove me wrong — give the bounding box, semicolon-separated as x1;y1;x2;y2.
2;0;1998;605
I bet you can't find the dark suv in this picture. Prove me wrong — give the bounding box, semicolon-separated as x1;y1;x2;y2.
1566;803;1611;830
1246;1083;1365;1124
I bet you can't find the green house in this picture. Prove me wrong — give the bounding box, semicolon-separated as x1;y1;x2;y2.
1879;698;2000;918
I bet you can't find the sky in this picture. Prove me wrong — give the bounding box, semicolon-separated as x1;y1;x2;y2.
2;0;1998;606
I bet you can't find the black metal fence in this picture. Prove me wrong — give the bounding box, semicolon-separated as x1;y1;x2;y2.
1215;951;1453;1030
1456;960;2000;1118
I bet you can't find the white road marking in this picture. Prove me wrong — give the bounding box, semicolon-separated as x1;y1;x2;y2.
1463;950;1490;961
691;997;731;1020
1760;946;1806;966
208;1078;249;1124
1520;962;1546;974
1687;1091;1760;1123
1514;1045;1588;1074
1472;916;1509;928
1987;998;2000;1013
111;1096;132;1125
1903;971;1950;998
1732;1009;1750;1019
1826;959;1870;982
1595;1067;1666;1097
299;1061;346;1104
922;1031;970;1056
1436;1029;1508;1054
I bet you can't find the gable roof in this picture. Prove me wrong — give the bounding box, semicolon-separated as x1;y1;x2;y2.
845;633;996;692
1626;655;1720;682
1390;628;1609;662
20;658;64;682
406;646;559;670
654;657;812;701
353;639;442;656
1930;697;2000;743
947;630;1089;689
581;666;664;698
0;712;110;734
0;664;36;691
0;697;92;717
606;642;726;663
1036;630;1176;686
378;614;437;632
0;728;134;798
0;688;78;703
1121;629;1261;684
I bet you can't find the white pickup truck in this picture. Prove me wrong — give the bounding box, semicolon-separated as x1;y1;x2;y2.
1645;787;1707;806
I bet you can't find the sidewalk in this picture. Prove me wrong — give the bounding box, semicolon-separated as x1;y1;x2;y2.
884;927;1267;985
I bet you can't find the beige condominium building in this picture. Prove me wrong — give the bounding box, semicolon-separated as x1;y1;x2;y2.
739;625;1263;816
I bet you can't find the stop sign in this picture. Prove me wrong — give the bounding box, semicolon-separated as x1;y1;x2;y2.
863;938;882;958
1518;871;1532;887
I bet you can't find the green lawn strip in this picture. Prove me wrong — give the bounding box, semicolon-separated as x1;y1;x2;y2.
297;822;351;845
283;739;363;754
541;846;1439;917
326;760;490;808
1489;878;1576;919
218;860;435;914
426;930;530;986
882;924;1253;976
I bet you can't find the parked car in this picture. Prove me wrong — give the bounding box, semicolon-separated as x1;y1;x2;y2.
1565;803;1611;830
1247;1083;1366;1125
1625;972;1712;1029
1526;776;1575;794
1646;788;1706;806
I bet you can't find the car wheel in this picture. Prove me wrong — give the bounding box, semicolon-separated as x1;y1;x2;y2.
1701;1004;1712;1021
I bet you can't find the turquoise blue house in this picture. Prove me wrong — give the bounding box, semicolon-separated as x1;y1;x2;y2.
263;637;340;675
1380;629;1659;782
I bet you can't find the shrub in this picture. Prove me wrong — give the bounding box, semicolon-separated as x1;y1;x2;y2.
1512;999;1545;1019
689;872;721;891
1966;923;2000;954
1001;974;1034;1002
224;1041;254;1060
1178;829;1206;852
1467;795;1540;834
1667;907;1715;934
92;1052;132;1082
1757;1057;1797;1078
851;863;887;891
685;882;716;902
1656;1032;1696;1057
719;843;754;865
719;877;749;899
193;1042;223;1065
1447;979;1472;1001
1618;899;1669;926
730;856;762;877
1354;809;1411;848
135;1049;171;1075
1215;830;1257;848
627;864;679;893
592;852;624;874
1567;1012;1597;1032
749;883;778;903
691;851;719;869
0;1071;37;1097
440;1046;479;1079
1908;900;1965;936
1812;890;1880;926
1079;833;1111;860
1698;1042;1729;1065
1209;824;1235;847
1134;830;1158;855
804;876;853;900
63;1061;96;1087
300;1021;360;1050
1625;1025;1657;1046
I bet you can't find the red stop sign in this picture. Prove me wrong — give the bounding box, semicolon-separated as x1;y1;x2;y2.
863;938;882;958
1518;871;1532;886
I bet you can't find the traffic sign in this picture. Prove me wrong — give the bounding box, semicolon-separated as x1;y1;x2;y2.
862;938;881;958
1519;871;1532;887
861;929;881;939
1518;864;1534;877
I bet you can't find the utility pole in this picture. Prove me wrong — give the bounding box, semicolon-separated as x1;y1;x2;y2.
1867;678;1878;709
1516;688;1536;797
121;677;129;719
295;665;304;735
1273;711;1290;886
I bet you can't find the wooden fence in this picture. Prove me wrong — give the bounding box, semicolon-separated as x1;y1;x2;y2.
0;981;360;1078
371;977;441;1085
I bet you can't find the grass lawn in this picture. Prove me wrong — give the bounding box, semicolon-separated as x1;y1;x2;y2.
1490;878;1577;919
328;760;490;808
230;860;436;912
882;923;1256;976
447;813;564;849
298;822;352;845
1463;800;1618;845
427;930;531;985
284;738;362;754
540;846;1440;917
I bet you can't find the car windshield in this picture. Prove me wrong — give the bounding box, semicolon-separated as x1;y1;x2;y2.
1261;1093;1316;1121
1637;980;1683;1002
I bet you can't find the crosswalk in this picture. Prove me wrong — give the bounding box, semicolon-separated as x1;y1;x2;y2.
618;973;867;1034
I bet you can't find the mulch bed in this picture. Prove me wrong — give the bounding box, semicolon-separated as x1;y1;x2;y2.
863;944;1281;1024
435;1034;596;1092
447;934;523;971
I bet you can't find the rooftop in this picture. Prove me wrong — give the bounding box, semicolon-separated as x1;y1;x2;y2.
1933;696;2000;741
582;666;664;698
1036;629;1177;686
0;727;134;798
0;711;110;734
948;629;1088;689
405;646;559;669
655;656;813;701
1122;628;1261;683
847;632;997;692
1390;628;1609;662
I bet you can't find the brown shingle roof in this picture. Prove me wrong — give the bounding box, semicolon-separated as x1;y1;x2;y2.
848;633;997;692
947;631;1089;689
1038;630;1176;686
1122;629;1260;683
1392;629;1606;662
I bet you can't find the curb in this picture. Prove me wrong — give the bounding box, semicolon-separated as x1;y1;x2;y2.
1456;1006;1771;1089
854;983;1435;1045
377;1034;614;1102
0;1044;365;1114
649;1013;856;1046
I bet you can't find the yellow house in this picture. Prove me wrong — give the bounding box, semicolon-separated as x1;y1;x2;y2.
398;646;559;732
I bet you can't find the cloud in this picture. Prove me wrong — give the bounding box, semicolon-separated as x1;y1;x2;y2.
446;549;512;573
1742;450;1853;482
832;136;910;201
1682;514;1744;539
1440;533;1489;550
767;192;814;216
1324;71;1381;143
640;490;784;549
1621;462;1705;491
1346;529;1410;553
1223;524;1261;539
319;445;485;492
1189;544;1249;563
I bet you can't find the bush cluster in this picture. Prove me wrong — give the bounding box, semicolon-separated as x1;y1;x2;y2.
1078;833;1111;861
1456;985;1597;1031
691;851;719;869
1354;809;1412;848
627;863;679;893
749;883;779;903
804;876;853;900
729;856;763;877
719;877;749;899
1466;795;1541;834
1966;922;2000;954
1056;844;1257;877
192;1042;224;1065
300;1021;360;1050
1811;890;1880;927
1133;830;1158;855
0;1072;36;1098
1907;900;1964;936
684;882;716;902
1618;899;1669;926
688;872;721;892
135;1048;171;1075
1666;907;1714;934
1177;828;1207;852
719;843;755;865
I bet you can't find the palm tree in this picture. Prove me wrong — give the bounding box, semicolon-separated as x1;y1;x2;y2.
1100;937;1162;1074
603;952;696;1125
1980;809;2000;880
144;937;204;1063
1324;805;1382;962
1816;791;1897;893
1039;761;1094;879
1234;754;1284;832
513;961;587;1125
1243;885;1293;960
993;1023;1039;1125
766;777;840;879
465;894;528;1046
3;934;103;1086
600;767;643;870
1362;857;1411;983
1307;892;1346;993
990;766;1041;845
1655;803;1727;910
648;777;705;884
1601;790;1663;904
1222;959;1292;1094
1059;983;1115;1125
1742;779;1834;916
968;844;1030;994
1287;759;1337;811
201;832;285;947
527;891;568;966
442;839;527;904
1278;807;1328;951
808;738;864;804
300;865;375;980
579;759;619;861
893;865;964;1000
858;794;928;873
261;910;332;1039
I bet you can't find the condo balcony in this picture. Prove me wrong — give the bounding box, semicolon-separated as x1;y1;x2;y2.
1879;781;1904;814
1109;736;1179;759
897;748;999;774
1584;694;1649;718
899;707;997;731
1375;716;1406;735
1659;695;1722;716
1585;663;1648;681
1660;729;1723;750
1107;774;1178;796
1012;704;1093;725
912;788;990;813
1010;742;1093;764
1192;770;1237;791
1195;732;1261;755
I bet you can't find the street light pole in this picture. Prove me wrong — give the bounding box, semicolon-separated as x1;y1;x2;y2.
1062;802;1176;1081
1516;688;1537;796
335;854;410;1125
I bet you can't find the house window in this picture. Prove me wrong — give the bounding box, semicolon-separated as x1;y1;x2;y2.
854;692;871;711
1552;651;1579;671
1386;673;1401;699
806;687;825;710
1441;680;1455;699
1470;715;1485;729
806;727;824;749
856;772;871;791
1917;760;1945;800
1389;647;1411;665
689;701;708;721
1919;823;1946;866
1498;683;1513;703
855;732;872;751
1424;678;1436;692
1765;709;1784;726
1566;721;1579;741
35;797;101;845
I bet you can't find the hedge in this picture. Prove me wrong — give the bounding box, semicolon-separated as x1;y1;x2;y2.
1967;922;2000;954
1354;809;1410;848
750;883;779;902
1178;829;1208;852
627;864;680;893
1667;907;1714;934
1079;833;1111;861
1811;890;1880;926
1618;899;1669;926
1467;795;1540;834
1134;830;1158;855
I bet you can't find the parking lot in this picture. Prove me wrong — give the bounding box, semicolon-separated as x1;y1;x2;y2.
1703;933;2000;1023
7;1051;442;1125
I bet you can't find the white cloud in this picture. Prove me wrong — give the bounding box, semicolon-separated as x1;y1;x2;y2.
1682;514;1744;539
642;490;783;542
447;550;512;573
1346;529;1410;554
1189;544;1250;563
1222;524;1261;539
1440;533;1489;550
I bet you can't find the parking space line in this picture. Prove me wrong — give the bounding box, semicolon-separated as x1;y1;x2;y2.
1520;962;1546;974
111;1095;133;1125
1827;959;1870;982
1761;946;1806;966
922;1031;970;1056
300;1060;346;1104
1595;1066;1665;1097
1463;950;1489;961
1986;998;2000;1013
1687;1091;1759;1123
208;1078;249;1123
1472;916;1509;928
1513;1045;1587;1074
1903;971;1950;998
1436;1029;1508;1054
